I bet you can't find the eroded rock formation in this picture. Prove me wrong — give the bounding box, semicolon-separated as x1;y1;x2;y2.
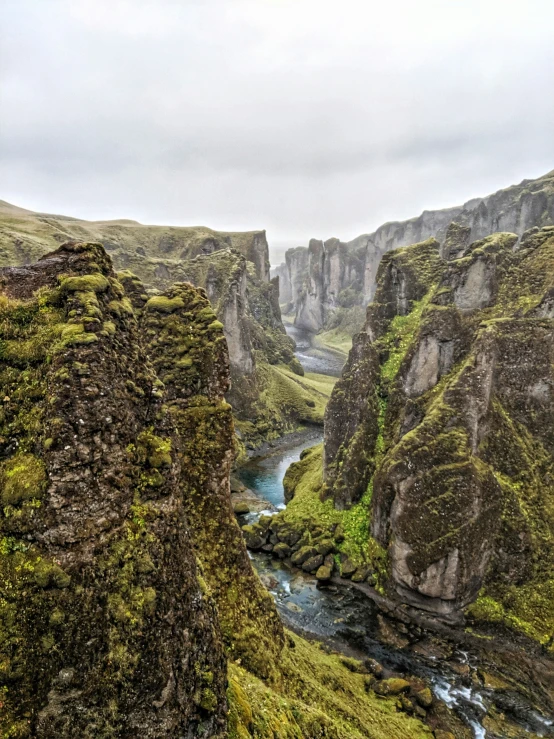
0;205;321;445
323;226;554;628
0;241;286;737
275;169;554;335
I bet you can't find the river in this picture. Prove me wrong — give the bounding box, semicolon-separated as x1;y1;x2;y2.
235;320;553;737
284;322;345;377
237;436;553;738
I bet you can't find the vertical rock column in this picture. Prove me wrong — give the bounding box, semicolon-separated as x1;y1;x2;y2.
142;283;284;680
0;242;227;738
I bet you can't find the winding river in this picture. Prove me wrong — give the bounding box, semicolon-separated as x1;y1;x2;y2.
238;438;553;739
236;321;553;738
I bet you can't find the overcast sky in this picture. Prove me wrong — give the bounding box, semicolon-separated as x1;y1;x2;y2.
1;0;554;264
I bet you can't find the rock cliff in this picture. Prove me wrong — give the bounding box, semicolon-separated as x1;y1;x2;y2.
0;241;435;739
275;169;554;336
0;204;328;447
323;226;554;635
0;242;228;737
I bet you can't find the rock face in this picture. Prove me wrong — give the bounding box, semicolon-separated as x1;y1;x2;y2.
323;227;554;627
140;282;284;677
0;241;283;736
0;204;310;444
270;262;293;306
274;169;554;334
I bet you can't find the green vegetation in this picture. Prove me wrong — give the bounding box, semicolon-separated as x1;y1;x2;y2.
228;632;432;739
317;304;366;353
1;453;46;506
144;295;185;313
377;290;434;386
275;445;387;574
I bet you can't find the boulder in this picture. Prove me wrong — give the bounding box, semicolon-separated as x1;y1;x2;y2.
316;539;335;556
273;542;292;559
415;687;433;708
241;524;265;550
315;565;333;581
291;546;318;566
302;555;324;573
233;501;250;515
340;558;357;577
373;678;411;696
364;658;383;677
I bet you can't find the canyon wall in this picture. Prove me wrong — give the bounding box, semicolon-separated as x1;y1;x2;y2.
0;205;325;446
0;240;436;739
324;225;554;630
0;242;231;736
275;169;554;334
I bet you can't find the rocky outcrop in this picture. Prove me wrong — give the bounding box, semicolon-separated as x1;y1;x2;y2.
293;237;365;332
285;246;310;309
322;227;554;629
0;242;228;736
0;205;309;444
141;282;284;677
0;240;440;739
270;262;292;306
274;169;554;334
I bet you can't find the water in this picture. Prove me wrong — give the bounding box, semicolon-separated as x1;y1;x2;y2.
238;436;554;739
238;430;322;509
285;323;345;377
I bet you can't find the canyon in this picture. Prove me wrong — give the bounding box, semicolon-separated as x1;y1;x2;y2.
273;169;554;338
1;168;553;738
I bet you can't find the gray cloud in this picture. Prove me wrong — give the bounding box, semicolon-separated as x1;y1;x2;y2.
1;0;554;265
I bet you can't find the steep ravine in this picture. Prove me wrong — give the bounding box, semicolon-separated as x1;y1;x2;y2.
240;230;554;738
1;240;441;739
236;411;553;739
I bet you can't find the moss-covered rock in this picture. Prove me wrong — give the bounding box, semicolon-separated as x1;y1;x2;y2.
316;227;554;639
141;281;285;679
0;242;227;737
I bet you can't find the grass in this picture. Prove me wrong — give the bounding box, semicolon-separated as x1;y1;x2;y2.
315;329;353;357
258;364;337;427
228;630;433;739
278;445;386;570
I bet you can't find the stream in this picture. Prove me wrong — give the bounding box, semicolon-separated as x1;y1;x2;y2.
237;435;554;739
284;323;345;377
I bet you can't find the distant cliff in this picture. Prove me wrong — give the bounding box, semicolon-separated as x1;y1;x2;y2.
274;169;554;334
0;203;328;446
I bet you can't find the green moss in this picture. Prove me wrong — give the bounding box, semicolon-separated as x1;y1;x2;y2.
60;274;110;293
145;295;185;313
108;297;134;317
228;631;433;739
59;323;98;346
378;289;434;386
276;445;386;572
1;453;46;506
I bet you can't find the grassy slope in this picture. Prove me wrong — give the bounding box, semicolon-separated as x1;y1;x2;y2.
228;631;432;739
276;445;387;574
235;367;337;446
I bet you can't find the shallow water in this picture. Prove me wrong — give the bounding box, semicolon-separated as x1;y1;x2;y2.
238;431;322;509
